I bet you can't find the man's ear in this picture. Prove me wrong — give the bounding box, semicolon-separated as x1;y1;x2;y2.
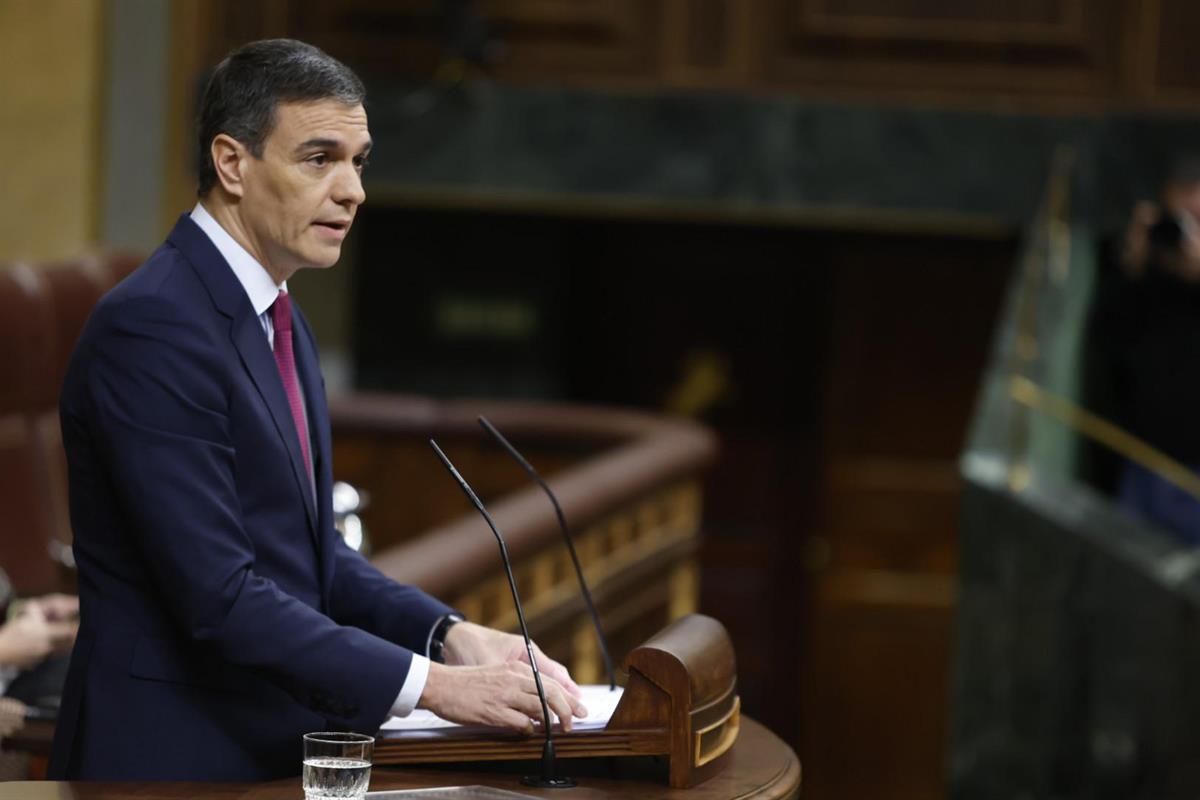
211;134;249;198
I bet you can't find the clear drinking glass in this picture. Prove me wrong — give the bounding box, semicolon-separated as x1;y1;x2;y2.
302;732;374;800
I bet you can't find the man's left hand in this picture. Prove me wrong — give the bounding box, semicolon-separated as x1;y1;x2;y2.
442;621;583;700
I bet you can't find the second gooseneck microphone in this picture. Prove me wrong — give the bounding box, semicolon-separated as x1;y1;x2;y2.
477;415;617;691
429;439;576;789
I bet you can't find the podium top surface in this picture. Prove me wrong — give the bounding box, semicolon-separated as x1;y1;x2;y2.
0;718;798;800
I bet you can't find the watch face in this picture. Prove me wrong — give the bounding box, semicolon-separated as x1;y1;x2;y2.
430;614;465;663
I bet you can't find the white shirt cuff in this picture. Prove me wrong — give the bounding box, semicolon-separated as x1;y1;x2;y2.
388;654;430;717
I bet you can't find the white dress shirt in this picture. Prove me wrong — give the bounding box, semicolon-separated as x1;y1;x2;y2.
189;203;429;718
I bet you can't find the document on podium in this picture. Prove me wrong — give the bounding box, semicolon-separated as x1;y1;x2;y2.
381;684;624;732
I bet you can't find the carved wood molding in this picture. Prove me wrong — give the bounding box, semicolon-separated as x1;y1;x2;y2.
797;0;1085;45
764;0;1125;96
187;0;1200;106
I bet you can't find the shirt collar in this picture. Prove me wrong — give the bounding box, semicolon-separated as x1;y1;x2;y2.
190;202;286;317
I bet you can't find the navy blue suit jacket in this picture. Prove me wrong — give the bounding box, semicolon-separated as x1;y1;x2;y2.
49;215;452;780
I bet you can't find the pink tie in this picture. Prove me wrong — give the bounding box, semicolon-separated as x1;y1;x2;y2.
270;290;312;477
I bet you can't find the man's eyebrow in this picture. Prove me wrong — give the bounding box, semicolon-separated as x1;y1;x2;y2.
293;137;373;154
294;137;341;153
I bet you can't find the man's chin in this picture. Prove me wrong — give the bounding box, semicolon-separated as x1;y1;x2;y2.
303;245;344;270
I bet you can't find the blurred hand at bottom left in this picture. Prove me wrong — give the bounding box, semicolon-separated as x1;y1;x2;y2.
0;598;77;670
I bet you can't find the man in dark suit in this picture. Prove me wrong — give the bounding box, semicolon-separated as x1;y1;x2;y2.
49;39;584;781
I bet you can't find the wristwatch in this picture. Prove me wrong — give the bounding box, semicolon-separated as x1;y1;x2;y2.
427;612;465;663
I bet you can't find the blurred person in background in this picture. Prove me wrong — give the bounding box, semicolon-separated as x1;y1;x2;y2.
1089;156;1200;543
0;566;77;779
1118;159;1200;282
0;567;77;713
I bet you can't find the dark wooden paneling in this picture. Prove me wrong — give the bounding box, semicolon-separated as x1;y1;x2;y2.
797;240;1013;799
192;0;1200;106
824;458;961;573
660;0;755;87
802;578;955;800
822;245;1009;460
813;0;1074;30
1153;0;1200;98
762;0;1128;98
204;0;662;84
682;0;728;69
198;1;290;65
475;0;662;81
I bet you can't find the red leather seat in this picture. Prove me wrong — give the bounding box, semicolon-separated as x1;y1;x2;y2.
0;253;140;595
0;264;58;595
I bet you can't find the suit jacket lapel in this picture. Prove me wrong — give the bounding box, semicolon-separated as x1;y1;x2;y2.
292;312;329;510
166;214;319;541
291;308;337;604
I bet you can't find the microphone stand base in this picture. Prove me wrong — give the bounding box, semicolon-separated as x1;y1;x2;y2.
520;775;577;789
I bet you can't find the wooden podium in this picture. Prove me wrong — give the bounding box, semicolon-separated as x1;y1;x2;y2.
0;615;795;800
0;718;798;800
376;614;740;789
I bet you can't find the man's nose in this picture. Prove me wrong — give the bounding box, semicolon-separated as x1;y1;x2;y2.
334;164;366;206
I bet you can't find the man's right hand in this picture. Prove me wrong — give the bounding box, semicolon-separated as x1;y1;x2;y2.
417;660;586;734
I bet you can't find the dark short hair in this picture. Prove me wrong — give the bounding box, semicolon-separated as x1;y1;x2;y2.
196;39;365;196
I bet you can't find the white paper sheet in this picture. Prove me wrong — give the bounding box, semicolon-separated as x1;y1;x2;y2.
380;684;624;732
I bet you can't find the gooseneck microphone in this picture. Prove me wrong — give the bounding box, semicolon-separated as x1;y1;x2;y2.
477;416;617;691
429;439;576;789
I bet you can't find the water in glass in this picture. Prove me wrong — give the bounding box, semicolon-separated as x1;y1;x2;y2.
303;755;371;799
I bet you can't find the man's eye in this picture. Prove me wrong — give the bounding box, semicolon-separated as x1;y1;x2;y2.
354;156;370;171
308;154;329;167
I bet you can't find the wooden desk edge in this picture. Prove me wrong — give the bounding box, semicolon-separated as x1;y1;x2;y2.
0;718;799;800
